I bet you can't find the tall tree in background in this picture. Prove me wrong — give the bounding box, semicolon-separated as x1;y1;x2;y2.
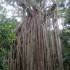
7;0;64;70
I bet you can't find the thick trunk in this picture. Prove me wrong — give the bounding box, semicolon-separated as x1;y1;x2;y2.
8;1;64;70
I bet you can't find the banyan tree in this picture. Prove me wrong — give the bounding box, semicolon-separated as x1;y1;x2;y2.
8;0;64;70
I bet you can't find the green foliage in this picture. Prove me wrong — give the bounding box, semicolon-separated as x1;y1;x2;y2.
60;0;70;70
0;15;17;70
64;8;70;25
0;0;18;70
0;16;17;51
0;48;7;70
61;29;70;47
61;29;70;67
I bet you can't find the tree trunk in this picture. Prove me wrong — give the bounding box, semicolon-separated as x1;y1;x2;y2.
8;1;64;70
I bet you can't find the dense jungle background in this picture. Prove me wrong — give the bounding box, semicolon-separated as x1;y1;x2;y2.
0;0;70;70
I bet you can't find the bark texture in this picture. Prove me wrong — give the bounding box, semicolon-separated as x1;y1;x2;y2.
8;2;64;70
